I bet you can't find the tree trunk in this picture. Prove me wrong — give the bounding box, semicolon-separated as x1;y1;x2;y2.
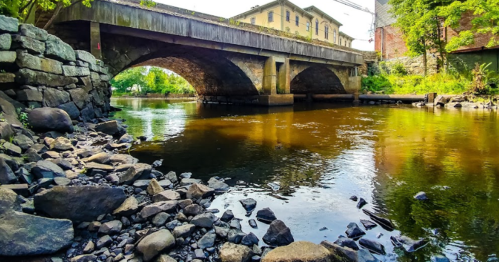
423;41;428;76
43;3;63;30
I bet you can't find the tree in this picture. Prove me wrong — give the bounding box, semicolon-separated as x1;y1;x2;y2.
439;0;499;52
110;67;147;94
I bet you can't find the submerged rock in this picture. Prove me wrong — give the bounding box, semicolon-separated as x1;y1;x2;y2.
363;209;395;231
262;220;294;246
390;235;428;252
357;198;368;209
359;238;386;255
34;186;126;222
334;236;359;250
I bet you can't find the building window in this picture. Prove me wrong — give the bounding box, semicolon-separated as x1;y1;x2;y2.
315;19;319;35
333;30;337;43
268;11;274;22
295;16;299;26
286;10;290;22
306;22;310;31
325;25;329;39
251;17;256;25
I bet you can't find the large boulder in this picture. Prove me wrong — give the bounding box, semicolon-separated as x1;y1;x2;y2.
0;187;74;256
136;229;175;261
262;220;294;247
34;186;127;222
219;243;253;262
32;160;66;179
262;241;331;262
28;108;73;133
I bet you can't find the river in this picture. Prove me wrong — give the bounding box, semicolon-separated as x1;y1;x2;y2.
111;97;499;261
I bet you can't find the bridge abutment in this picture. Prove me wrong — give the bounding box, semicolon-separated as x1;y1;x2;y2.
259;57;294;106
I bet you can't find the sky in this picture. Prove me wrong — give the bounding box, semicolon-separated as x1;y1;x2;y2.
154;0;375;51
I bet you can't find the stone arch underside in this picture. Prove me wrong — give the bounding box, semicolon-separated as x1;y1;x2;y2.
290;66;347;94
101;33;258;96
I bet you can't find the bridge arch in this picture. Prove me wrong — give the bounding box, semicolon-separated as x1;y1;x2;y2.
290;65;347;94
102;34;259;96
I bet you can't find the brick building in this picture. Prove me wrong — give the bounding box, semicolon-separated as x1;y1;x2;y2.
375;0;498;74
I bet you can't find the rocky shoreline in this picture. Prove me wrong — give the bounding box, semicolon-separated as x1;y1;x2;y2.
0;106;442;262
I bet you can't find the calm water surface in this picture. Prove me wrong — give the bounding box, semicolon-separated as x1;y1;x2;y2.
111;98;499;261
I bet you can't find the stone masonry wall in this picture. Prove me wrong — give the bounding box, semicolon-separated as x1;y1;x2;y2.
0;15;112;122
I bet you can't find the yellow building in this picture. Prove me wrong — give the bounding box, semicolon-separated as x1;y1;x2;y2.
231;0;353;47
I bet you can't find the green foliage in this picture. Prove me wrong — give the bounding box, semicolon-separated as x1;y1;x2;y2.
1;0;92;22
16;108;29;128
440;0;499;51
111;66;195;96
139;0;156;8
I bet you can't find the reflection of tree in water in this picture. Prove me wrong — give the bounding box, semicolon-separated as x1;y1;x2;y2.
379;153;499;261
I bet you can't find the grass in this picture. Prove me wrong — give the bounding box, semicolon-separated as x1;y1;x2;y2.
362;72;498;95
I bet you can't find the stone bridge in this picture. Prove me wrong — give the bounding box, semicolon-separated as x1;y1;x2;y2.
53;0;363;105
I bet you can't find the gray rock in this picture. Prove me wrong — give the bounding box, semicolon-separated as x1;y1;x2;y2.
345;222;366;239
208;177;229;192
85;152;110;164
34;186;127;222
54;177;71;186
98;220;122;234
152;212;169;226
119;163;152;185
13;133;34;151
32;160;65;179
19;24;48;41
50;137;73;151
262;220;294;246
28;108;74;133
140;201;177;219
62;65;90;77
118;134;134;143
68;88;88;109
239;198;257;212
191;212;217;228
0;122;14;140
95;120;126;137
334;236;359;250
359;238;386;255
12;35;45;54
16;52;62;74
75;50;96;65
3;142;21;156
0;33;11;50
153;190;180;202
96;235;112;249
219;243;253;262
187;183;215;200
17;88;43;102
136;229;175;262
173;224;196;238
0;15;19;33
113;196;138;216
198;232;216;249
45;35;76;62
58;102;80;120
241;232;259;246
221;209;234;222
44;88;70;107
256;208;277;224
165;171;178;183
0;188;73;256
0;51;16;64
0;157;16;184
16;68;77;87
184;204;204;216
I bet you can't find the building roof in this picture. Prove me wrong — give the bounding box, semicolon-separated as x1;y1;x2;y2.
303;6;343;26
231;0;313;20
340;31;354;40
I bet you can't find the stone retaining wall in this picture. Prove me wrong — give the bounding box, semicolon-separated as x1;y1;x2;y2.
0;15;112;122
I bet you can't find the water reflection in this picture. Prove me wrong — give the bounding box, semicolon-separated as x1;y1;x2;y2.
111;98;499;261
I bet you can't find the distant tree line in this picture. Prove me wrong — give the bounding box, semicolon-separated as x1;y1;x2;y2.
110;67;195;96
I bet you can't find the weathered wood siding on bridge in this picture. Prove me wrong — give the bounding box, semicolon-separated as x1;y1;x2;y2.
56;0;363;66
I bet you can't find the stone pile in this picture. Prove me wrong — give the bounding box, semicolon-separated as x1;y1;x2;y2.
0;15;112;122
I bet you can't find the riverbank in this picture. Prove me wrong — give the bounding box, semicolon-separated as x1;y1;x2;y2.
0;106;393;262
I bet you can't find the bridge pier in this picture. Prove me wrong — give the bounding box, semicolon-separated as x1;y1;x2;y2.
259;57;294;106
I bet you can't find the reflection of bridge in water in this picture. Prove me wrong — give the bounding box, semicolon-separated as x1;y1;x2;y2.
55;0;363;106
